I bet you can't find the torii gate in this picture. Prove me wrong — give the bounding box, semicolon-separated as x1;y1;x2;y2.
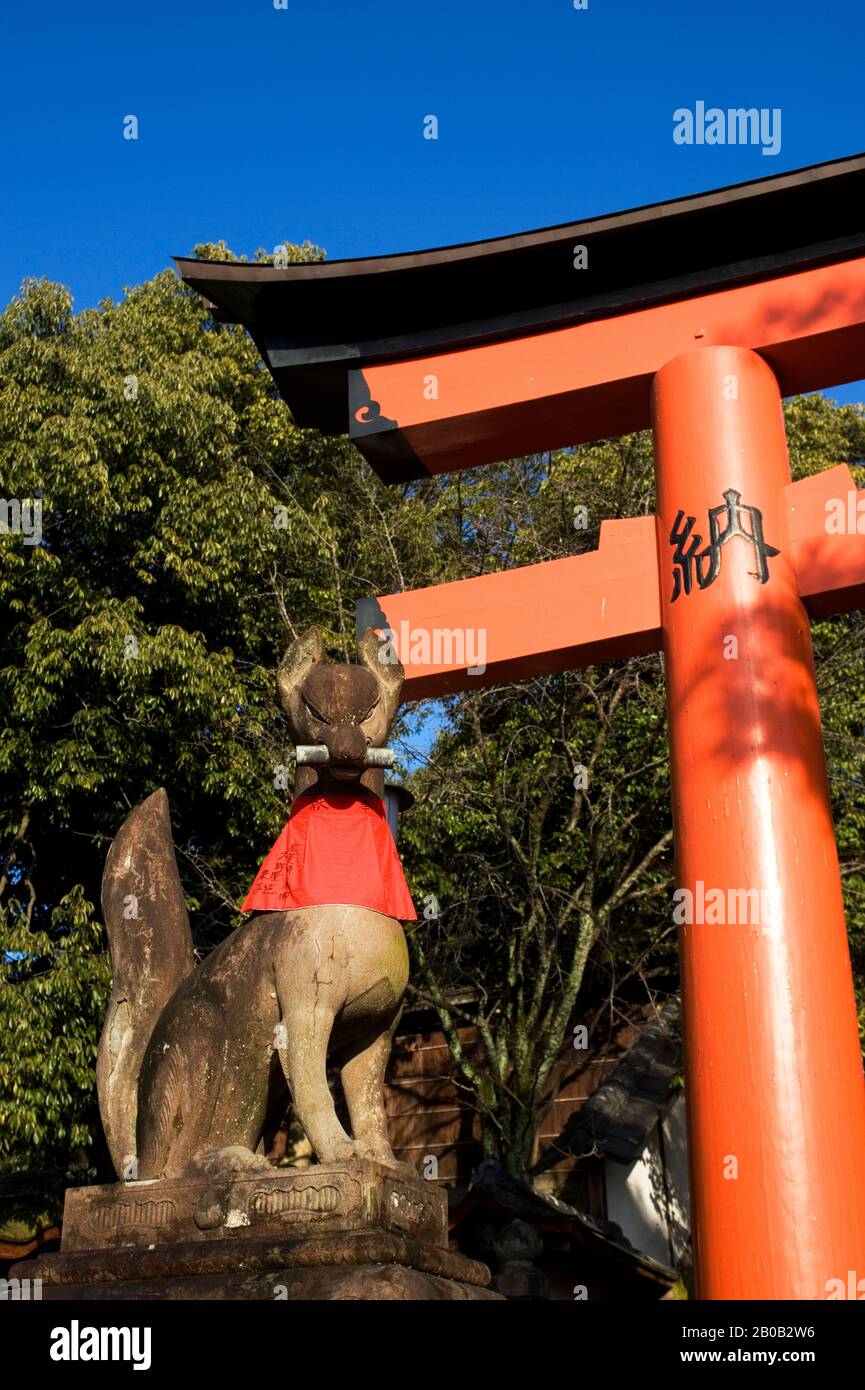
178;152;865;1300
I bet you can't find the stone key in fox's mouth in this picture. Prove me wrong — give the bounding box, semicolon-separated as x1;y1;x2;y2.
295;745;395;768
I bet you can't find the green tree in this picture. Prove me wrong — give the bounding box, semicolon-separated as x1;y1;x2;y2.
0;257;442;1174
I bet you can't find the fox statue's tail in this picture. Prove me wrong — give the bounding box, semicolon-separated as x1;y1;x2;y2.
96;788;196;1178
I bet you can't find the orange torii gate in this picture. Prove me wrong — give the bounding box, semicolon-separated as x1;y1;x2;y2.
179;152;865;1300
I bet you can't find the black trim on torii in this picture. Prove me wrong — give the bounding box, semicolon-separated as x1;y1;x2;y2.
175;151;865;450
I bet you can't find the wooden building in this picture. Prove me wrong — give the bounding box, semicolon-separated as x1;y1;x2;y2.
385;994;688;1298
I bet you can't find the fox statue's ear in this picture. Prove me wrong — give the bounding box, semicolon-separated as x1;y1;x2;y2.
277;627;326;716
357;626;404;725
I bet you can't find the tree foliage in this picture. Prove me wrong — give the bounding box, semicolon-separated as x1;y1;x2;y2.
0;257;441;1172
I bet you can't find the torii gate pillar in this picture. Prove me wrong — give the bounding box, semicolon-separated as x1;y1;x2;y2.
652;345;865;1299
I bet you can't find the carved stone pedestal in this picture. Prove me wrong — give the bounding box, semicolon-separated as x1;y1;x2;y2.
17;1160;500;1301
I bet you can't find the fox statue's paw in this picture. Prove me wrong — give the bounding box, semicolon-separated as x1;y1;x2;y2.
185;1145;273;1178
380;1157;423;1184
350;1142;420;1184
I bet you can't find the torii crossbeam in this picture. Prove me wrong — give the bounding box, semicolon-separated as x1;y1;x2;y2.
179;153;865;1301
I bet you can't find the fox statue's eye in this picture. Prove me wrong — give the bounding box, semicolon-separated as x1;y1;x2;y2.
303;697;329;724
356;694;381;723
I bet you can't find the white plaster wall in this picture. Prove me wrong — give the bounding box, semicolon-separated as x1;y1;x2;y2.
604;1091;690;1269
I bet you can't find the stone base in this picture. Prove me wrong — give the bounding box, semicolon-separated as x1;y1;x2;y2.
21;1230;499;1300
59;1159;448;1252
15;1160;501;1301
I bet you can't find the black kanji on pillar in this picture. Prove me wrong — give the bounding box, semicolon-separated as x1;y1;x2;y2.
669;488;780;601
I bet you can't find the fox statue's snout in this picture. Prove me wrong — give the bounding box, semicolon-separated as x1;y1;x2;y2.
96;626;411;1182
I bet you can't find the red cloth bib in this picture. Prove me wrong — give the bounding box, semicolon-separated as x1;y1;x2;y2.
241;790;416;921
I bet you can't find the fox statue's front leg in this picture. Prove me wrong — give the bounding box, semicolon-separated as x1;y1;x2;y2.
272;906;409;1167
271;907;357;1164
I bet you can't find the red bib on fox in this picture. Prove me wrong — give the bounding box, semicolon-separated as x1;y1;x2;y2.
241;790;416;921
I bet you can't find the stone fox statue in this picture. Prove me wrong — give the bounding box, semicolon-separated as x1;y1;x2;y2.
96;627;415;1181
